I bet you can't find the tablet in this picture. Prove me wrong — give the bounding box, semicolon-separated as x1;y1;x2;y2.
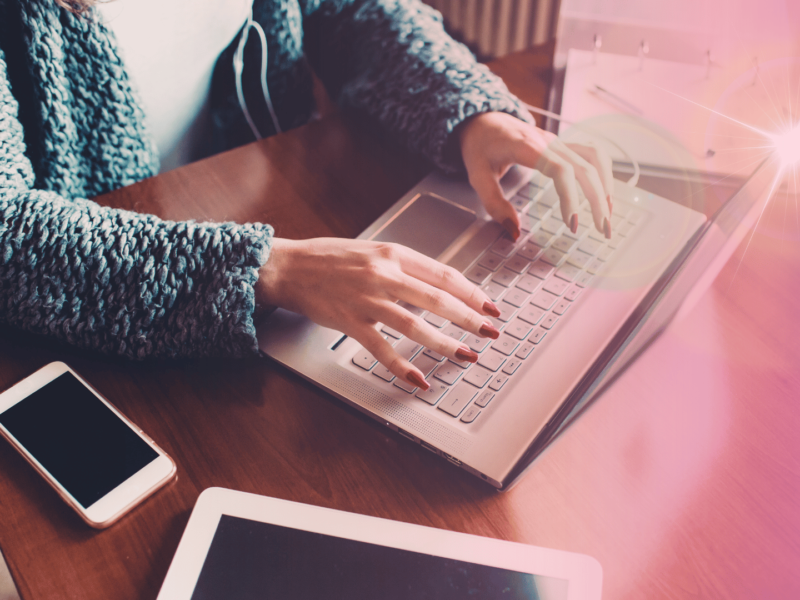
158;488;603;600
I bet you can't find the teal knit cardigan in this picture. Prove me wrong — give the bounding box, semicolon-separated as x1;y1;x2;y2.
0;0;530;359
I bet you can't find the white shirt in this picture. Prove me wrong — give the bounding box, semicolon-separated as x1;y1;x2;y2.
99;0;253;172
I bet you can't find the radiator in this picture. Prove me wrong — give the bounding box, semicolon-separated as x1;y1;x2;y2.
424;0;560;59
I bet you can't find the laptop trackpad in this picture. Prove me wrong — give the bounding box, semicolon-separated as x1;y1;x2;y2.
370;193;477;260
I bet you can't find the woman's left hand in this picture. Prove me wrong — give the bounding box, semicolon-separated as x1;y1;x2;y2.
459;112;614;241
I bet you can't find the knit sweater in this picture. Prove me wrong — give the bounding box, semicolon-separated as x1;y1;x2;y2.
0;0;531;360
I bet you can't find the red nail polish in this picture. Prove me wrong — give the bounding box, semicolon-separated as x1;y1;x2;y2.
407;370;429;390
603;217;611;239
607;194;613;216
455;346;479;363
482;300;501;318
502;218;520;242
479;322;501;339
570;213;578;234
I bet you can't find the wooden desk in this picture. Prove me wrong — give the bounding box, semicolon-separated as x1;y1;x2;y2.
1;46;799;600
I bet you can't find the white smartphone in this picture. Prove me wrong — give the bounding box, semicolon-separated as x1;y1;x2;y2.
0;362;176;528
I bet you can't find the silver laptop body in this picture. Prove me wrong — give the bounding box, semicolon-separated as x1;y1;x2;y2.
258;165;711;488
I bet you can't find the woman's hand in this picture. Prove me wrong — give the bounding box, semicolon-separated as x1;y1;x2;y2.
256;238;502;389
459;112;614;241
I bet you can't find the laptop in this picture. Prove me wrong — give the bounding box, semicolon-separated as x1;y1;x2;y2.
257;154;774;489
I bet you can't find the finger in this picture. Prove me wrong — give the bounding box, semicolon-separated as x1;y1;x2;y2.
566;142;614;216
378;301;482;367
551;140;610;238
467;163;521;241
357;324;429;389
391;247;502;318
503;138;582;234
387;274;501;340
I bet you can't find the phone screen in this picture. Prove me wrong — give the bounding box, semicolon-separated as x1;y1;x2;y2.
0;372;158;508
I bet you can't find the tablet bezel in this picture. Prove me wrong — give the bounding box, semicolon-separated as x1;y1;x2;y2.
158;487;602;600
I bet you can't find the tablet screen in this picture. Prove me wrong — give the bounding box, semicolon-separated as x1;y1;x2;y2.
190;515;569;600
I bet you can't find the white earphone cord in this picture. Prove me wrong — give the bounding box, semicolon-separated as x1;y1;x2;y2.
521;101;640;187
233;9;282;140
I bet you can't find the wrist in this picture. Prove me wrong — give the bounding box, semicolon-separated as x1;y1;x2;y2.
255;237;292;314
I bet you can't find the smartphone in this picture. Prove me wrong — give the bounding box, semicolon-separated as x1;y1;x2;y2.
0;362;176;528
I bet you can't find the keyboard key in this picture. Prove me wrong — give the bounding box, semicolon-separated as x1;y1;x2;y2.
400;302;425;316
529;328;547;344
423;347;446;362
527;203;551;220
531;290;558;310
586;258;604;275
515;274;542;294
543;278;569;296
575;271;593;288
565;285;582;302
433;361;463;385
464;366;493;388
578;238;603;256
510;194;530;211
464;334;491;353
352;350;377;371
541;217;565;235
465;265;492;285
541;248;567;267
505;255;531;274
497;301;518;323
518;305;545;325
438;382;478;417
610;213;624;228
442;323;466;341
538;190;559;208
424;313;448;328
490;236;517;258
491;334;520;356
488;373;509;391
516;343;535;359
502;358;522;375
460;406;481;423
626;208;645;224
519;214;539;232
477;349;506;372
395;338;422;360
412;353;440;377
552;299;571;315
555;264;581;282
475;390;495;407
528;261;554;280
567;251;592;269
516;241;542;261
529;229;553;248
492;268;518;288
416;381;449;404
551;235;577;254
505;318;533;340
381;324;402;338
503;288;529;308
482;281;506;302
478;253;503;271
563;223;589;240
394;378;417;393
541;314;558;330
597;246;614;262
372;365;395;382
608;232;625;249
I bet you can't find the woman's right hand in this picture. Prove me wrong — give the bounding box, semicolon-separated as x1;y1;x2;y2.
256;238;502;390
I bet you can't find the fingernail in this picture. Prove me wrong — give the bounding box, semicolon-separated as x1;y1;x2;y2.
603;217;611;239
479;322;501;339
455;346;479;363
502;218;520;242
482;300;501;318
570;213;578;234
407;370;429;390
607;194;613;216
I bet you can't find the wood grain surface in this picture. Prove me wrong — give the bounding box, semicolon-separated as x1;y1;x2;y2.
0;45;798;600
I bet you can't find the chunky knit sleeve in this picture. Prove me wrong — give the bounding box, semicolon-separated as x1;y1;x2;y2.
300;0;534;173
0;50;273;360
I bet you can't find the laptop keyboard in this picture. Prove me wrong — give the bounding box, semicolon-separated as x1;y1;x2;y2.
351;177;645;426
